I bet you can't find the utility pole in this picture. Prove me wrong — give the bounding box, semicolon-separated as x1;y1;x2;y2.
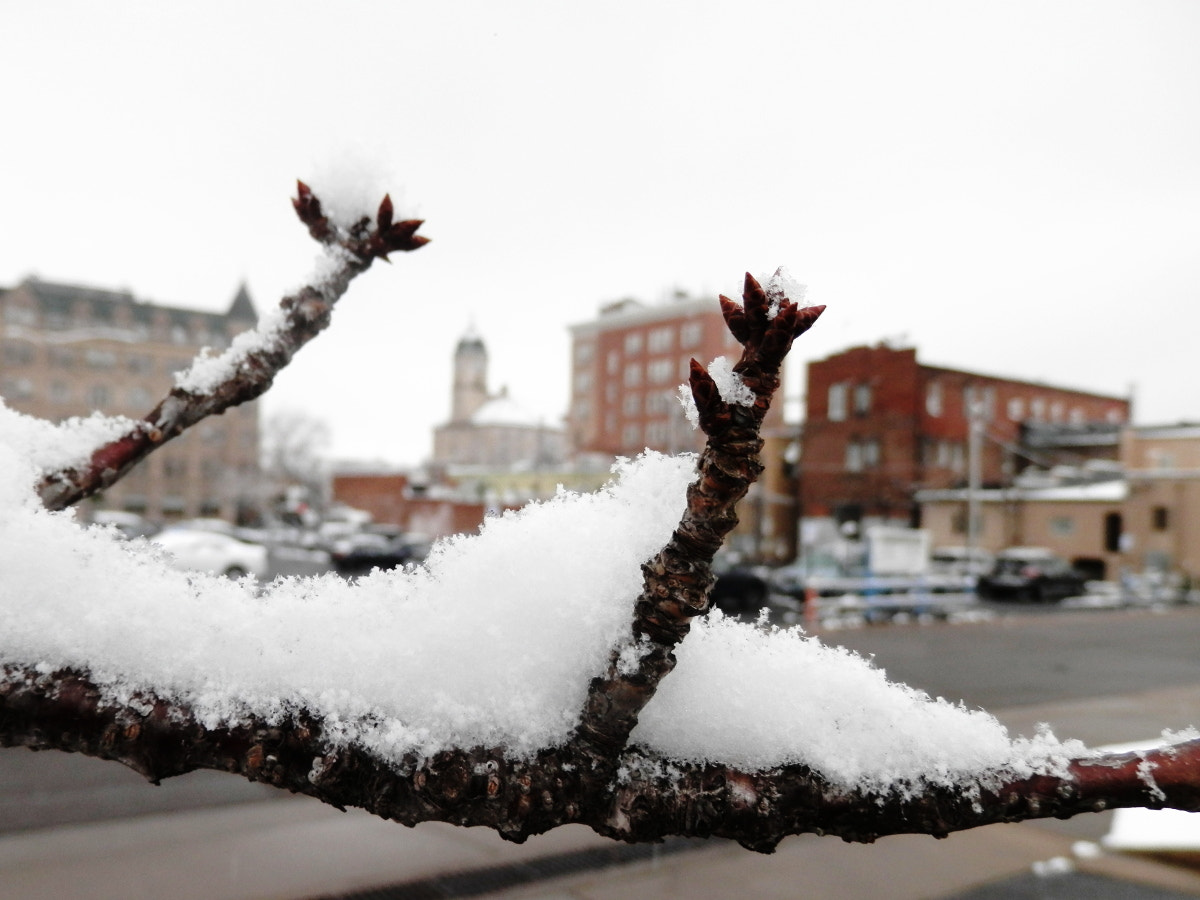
967;395;984;561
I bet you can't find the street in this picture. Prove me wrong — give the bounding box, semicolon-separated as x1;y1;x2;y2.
3;604;1200;838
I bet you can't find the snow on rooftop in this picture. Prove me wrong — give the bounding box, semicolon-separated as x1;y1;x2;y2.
0;399;1097;793
471;395;549;428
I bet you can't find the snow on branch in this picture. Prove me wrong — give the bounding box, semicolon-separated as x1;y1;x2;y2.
35;183;428;511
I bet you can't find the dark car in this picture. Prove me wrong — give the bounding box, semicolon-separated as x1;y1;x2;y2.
710;557;770;615
331;533;430;579
977;548;1087;602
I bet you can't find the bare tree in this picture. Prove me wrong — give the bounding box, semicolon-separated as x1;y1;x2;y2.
3;184;1200;852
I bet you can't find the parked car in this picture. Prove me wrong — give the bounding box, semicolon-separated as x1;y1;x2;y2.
710;556;770;615
331;532;430;578
90;510;160;540
977;547;1087;602
150;528;270;579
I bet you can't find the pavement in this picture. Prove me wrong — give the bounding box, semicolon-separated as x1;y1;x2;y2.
3;685;1200;899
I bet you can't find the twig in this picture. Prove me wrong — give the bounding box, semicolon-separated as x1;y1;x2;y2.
36;184;428;511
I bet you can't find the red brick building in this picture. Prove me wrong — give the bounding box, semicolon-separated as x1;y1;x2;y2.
801;344;1131;528
567;294;782;458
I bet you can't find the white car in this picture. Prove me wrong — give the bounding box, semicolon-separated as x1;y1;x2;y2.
150;528;269;579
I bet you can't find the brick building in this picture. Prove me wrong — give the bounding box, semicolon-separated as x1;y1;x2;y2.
567;294;777;458
0;277;260;521
802;343;1130;531
567;293;798;561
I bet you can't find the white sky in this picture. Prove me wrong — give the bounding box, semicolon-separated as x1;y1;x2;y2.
3;1;1198;467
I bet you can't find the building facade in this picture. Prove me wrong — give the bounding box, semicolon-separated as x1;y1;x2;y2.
432;330;565;470
918;424;1200;582
0;277;260;521
802;343;1131;531
567;294;773;459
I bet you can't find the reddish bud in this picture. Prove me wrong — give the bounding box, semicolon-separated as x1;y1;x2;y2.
377;194;394;233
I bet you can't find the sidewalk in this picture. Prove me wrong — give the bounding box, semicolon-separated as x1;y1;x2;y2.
1;685;1199;900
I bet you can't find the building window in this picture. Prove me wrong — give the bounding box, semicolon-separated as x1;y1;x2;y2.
1008;397;1024;421
575;340;594;364
623;363;642;387
845;438;863;472
647;359;673;384
2;341;35;365
623;393;641;415
574;370;593;394
606;350;620;375
1030;398;1046;421
85;349;117;369
1153;506;1170;531
87;384;111;407
1;377;34;400
1050;516;1075;537
622;423;641;446
680;321;703;348
828;382;848;421
49;347;76;368
647;327;673;353
862;438;881;468
624;332;643;355
853;383;871;416
926;381;943;417
50;381;71;403
1104;512;1123;553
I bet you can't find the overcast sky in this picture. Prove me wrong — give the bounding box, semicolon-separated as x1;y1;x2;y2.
4;1;1198;467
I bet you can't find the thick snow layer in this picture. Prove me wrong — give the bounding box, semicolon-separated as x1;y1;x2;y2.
0;399;1093;791
631;613;1088;794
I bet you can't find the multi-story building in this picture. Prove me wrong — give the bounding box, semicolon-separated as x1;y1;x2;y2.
0;277;260;521
802;343;1131;531
567;293;797;561
567;294;774;458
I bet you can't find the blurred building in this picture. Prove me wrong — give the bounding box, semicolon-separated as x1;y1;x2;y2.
432;328;565;470
801;343;1131;535
0;276;260;521
566;293;775;459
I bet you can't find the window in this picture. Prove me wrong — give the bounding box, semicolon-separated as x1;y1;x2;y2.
862;438;881;468
87;384;111;407
1050;516;1075;537
845;439;863;472
1104;512;1123;553
926;381;943;417
2;341;34;365
622;423;641;446
853;383;871;416
50;381;71;404
623;363;642;387
573;370;593;394
606;350;620;375
85;349;117;369
1153;506;1170;531
647;327;673;353
623;393;641;415
647;359;673;384
1050;401;1064;422
49;347;76;368
624;332;643;355
828;382;848;421
1030;398;1046;421
680;321;703;348
1007;397;1025;421
574;340;594;364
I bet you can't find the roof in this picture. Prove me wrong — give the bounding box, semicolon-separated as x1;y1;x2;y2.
470;396;556;428
15;277;247;325
917;480;1129;504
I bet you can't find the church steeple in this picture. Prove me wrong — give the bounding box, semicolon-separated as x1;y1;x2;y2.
226;282;257;322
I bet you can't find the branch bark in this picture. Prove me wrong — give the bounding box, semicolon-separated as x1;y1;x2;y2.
4;663;1200;851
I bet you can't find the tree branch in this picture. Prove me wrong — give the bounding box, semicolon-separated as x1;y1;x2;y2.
36;184;428;511
574;275;824;758
4;663;1199;851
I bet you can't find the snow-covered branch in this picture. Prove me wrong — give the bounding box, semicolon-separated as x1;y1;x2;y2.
4;663;1199;850
35;184;428;511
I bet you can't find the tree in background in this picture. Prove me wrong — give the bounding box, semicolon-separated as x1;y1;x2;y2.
260;408;333;524
2;183;1200;852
